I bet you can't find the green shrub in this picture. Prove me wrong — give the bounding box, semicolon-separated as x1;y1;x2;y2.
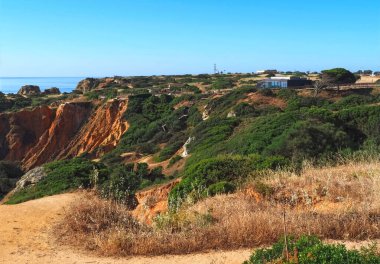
102;93;192;165
100;164;141;208
207;181;236;196
244;235;380;264
0;161;23;199
85;88;118;100
207;87;255;116
168;155;182;168
330;94;375;110
258;88;275;97
7;158;100;204
234;102;256;117
0;92;14;112
169;155;287;209
265;120;355;162
277;89;298;100
157;133;187;162
337;105;380;144
286;96;330;111
254;181;274;197
211;78;235;90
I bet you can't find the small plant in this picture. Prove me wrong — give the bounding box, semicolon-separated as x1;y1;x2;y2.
254;181;274;198
167;155;182;168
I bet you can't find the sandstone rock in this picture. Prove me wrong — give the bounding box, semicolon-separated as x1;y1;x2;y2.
13;166;46;192
17;85;41;96
75;78;100;93
43;87;61;95
22;102;93;170
0;106;55;161
0;99;130;170
133;179;181;224
58;99;129;159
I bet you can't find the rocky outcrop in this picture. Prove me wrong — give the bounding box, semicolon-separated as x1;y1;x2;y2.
0;106;55;161
0;99;129;170
43;87;61;95
13;167;46;193
22;102;93;169
75;77;131;93
59;99;129;158
17;85;41;96
75;78;101;93
133;179;181;224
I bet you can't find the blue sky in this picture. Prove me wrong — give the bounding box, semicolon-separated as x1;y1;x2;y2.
0;0;379;77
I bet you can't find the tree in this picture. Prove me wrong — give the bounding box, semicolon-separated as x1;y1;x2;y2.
321;68;356;91
363;70;373;75
313;79;329;97
104;165;141;208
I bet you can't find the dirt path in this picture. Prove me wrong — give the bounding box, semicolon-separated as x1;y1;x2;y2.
0;193;252;264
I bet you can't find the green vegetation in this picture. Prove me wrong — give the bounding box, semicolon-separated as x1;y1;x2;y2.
0;92;73;112
5;73;380;208
102;93;196;165
321;68;357;86
6;157;164;205
168;155;182;168
169;154;287;209
85;88;118;100
244;236;380;264
210;77;235;90
0;161;23;199
7;158;98;204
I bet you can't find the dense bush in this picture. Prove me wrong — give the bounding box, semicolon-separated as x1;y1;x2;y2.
257;88;275;97
85;88;118;100
337;105;380;145
101;162;164;206
331;94;376;110
0;161;23;199
277;89;298;100
102;93;191;165
185;117;239;166
244;235;380;264
234;102;256;117
265;120;355;161
167;155;182;168
210;77;235;90
7;158;100;204
100;164;141;208
169;155;287;209
157;133;187;161
286;96;330;111
207;181;236;196
0;92;14;112
207;86;256;116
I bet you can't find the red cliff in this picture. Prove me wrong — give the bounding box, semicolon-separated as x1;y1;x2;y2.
0;99;129;170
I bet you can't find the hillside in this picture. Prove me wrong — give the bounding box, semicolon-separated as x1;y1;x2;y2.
1;72;380;262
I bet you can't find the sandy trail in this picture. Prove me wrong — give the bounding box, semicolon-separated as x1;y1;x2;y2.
0;193;251;264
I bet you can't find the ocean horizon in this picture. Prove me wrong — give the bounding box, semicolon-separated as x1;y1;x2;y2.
0;77;85;94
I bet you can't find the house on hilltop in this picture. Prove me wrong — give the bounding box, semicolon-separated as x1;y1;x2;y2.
259;76;312;89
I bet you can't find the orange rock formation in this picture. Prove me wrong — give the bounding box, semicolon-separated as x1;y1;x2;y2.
0;99;129;170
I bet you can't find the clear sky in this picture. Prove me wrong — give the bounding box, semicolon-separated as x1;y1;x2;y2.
0;0;379;77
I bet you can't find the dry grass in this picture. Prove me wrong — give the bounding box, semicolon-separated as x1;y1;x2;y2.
56;161;380;256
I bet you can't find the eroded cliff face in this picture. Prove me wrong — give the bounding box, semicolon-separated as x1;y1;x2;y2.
58;99;129;159
0;106;55;161
132;179;181;224
0;99;129;170
22;102;93;169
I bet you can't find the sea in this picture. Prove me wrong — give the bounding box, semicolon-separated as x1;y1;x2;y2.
0;77;85;94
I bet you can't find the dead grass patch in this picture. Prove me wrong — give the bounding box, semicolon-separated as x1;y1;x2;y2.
56;161;380;256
